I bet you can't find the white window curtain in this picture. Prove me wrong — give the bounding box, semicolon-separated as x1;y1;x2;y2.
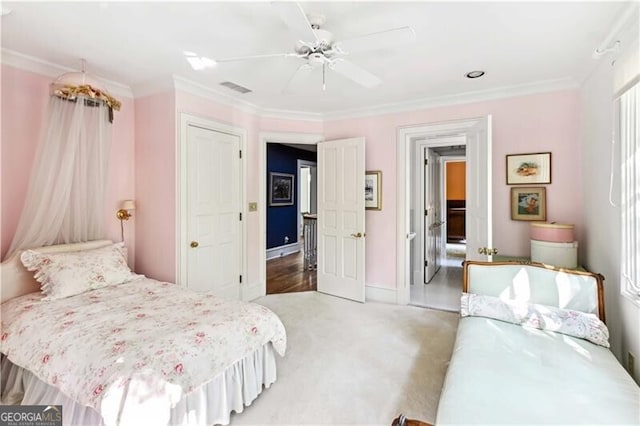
5;95;112;258
620;82;640;302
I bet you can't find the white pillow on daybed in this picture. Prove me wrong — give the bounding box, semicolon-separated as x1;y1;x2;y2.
461;292;610;347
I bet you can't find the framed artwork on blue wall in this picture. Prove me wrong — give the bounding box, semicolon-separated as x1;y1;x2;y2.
269;172;295;206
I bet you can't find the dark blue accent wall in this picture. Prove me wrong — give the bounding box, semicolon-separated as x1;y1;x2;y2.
267;144;317;249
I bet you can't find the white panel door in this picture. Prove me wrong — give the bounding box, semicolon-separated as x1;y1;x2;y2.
187;125;242;299
465;116;493;261
423;148;436;282
317;137;365;302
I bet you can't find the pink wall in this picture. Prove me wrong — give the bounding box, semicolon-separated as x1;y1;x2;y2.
1;65;136;264
2;62;581;295
172;92;323;286
134;92;175;281
132;90;325;285
324;90;582;288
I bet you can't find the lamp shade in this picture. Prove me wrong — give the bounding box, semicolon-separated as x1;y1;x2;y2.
121;200;135;211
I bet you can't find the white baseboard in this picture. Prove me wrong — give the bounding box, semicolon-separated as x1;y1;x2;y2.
242;281;264;302
365;284;398;304
266;242;300;261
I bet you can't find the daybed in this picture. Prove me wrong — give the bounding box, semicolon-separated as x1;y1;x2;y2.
436;261;640;425
0;240;286;426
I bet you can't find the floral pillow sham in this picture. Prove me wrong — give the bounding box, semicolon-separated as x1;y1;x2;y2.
21;243;139;300
460;292;610;347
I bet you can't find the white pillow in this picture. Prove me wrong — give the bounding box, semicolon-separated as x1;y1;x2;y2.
460;292;610;347
20;243;138;300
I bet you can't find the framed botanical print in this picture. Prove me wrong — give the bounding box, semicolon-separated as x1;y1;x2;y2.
506;152;551;185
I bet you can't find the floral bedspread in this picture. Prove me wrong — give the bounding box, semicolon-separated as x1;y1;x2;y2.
0;278;286;411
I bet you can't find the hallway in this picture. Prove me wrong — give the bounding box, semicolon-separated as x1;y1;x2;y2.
266;250;317;294
410;244;464;312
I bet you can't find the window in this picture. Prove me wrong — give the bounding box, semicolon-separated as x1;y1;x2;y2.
620;82;640;304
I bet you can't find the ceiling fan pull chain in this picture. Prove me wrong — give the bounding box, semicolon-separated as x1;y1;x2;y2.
322;63;326;91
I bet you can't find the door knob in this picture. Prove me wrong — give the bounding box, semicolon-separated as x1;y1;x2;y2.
490;248;498;255
190;241;199;248
478;247;487;255
351;232;363;238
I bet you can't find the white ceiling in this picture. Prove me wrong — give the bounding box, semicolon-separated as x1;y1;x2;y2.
0;1;630;115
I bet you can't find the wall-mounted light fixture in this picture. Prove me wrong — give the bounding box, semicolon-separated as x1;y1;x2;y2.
116;200;135;241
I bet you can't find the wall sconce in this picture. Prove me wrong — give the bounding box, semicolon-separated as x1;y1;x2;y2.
116;200;135;241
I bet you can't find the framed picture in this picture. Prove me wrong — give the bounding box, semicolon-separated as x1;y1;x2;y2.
511;187;546;221
506;152;551;185
269;172;294;206
365;171;382;210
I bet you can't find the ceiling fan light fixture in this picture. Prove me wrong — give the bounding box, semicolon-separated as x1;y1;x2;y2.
184;51;217;71
465;70;485;79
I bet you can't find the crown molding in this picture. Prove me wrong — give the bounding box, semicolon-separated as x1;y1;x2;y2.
1;48;134;99
2;48;580;123
172;75;260;116
132;76;175;98
257;107;323;122
172;76;323;122
322;77;579;121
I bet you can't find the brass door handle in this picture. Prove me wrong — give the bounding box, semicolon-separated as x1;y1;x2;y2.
190;241;199;248
351;232;363;238
478;247;498;255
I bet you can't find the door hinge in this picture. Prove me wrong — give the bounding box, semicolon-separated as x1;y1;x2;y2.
239;212;243;221
424;260;428;267
239;275;243;284
239;150;242;159
424;159;428;165
424;209;428;216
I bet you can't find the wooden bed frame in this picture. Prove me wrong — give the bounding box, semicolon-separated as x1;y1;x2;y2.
462;260;606;322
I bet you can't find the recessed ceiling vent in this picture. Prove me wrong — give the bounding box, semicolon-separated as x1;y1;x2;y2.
219;81;252;94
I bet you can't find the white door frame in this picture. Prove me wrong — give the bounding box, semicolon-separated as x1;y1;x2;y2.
177;113;247;295
297;159;317;240
397;117;485;304
259;132;323;298
414;140;464;285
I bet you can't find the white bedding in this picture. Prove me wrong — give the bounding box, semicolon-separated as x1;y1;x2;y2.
436;317;640;424
1;344;277;426
0;277;286;424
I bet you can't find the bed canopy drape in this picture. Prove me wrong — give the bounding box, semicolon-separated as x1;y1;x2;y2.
5;61;121;259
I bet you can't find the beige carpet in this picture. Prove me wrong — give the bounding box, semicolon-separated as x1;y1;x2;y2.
231;291;459;425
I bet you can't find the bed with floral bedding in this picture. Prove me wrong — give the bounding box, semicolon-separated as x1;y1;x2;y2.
0;240;286;426
435;261;640;425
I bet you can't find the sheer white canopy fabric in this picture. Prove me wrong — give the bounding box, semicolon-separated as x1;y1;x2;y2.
5;95;112;258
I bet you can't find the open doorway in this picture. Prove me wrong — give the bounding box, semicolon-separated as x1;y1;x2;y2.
266;143;318;294
398;116;492;307
443;157;467;261
410;141;467;311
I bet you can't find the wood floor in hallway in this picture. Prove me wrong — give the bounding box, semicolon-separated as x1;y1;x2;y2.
267;250;317;294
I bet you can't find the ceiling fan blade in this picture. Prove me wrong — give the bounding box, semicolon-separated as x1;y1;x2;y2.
271;1;319;44
282;63;314;93
335;26;416;54
330;59;381;88
215;52;300;63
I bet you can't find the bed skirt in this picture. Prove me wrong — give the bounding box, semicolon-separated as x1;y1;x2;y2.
1;342;277;426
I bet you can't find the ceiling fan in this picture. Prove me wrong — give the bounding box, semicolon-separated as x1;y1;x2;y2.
186;1;416;91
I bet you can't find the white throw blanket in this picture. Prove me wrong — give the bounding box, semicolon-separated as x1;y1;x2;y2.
0;278;287;413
